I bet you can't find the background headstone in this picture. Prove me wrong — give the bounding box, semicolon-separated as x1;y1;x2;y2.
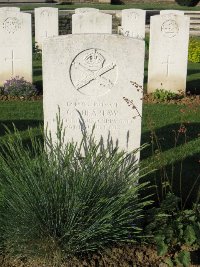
72;12;112;34
75;8;99;14
35;7;58;49
147;14;190;94
0;11;32;86
160;10;184;16
120;9;146;39
43;34;145;160
0;7;20;12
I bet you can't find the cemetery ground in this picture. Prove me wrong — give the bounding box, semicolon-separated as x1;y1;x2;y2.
0;40;200;266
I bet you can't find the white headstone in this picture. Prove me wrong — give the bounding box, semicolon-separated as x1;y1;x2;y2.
43;34;145;159
35;7;58;49
0;7;20;12
121;9;146;39
72;12;112;34
0;11;32;86
160;10;184;16
147;14;190;94
75;8;99;14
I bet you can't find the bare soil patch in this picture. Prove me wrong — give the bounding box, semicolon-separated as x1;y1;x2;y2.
1;244;199;267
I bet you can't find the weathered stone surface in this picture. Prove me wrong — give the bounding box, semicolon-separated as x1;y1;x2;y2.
35;7;58;49
120;9;146;39
147;14;190;94
72;12;112;34
0;7;20;12
75;8;99;14
160;10;184;16
43;34;145;159
0;11;32;86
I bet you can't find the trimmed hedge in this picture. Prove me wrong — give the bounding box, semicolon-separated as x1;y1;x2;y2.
175;0;200;6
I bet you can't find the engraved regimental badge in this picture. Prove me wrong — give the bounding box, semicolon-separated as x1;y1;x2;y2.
161;19;179;38
3;17;21;34
40;10;51;18
70;48;118;97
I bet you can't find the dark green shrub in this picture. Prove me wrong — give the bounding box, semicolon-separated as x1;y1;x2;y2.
175;0;200;6
144;193;200;266
151;89;183;102
0;124;151;260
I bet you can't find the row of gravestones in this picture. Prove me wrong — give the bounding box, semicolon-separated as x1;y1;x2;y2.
37;7;189;162
36;7;190;95
0;7;190;159
0;7;190;96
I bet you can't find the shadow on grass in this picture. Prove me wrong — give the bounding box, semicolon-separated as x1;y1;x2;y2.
33;80;43;94
0;120;43;137
141;122;200;160
144;65;148;83
187;68;200;76
33;68;42;77
141;121;200;208
186;79;200;95
142;153;200;208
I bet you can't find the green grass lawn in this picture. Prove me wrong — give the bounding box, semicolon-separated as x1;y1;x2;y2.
18;2;200;11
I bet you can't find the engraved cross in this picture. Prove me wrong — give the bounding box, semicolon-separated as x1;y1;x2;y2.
162;55;174;77
5;50;22;76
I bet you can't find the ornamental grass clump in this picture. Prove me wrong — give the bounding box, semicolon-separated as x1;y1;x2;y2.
0;123;152;261
3;76;37;97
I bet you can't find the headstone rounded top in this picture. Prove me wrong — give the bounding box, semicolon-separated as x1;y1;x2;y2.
72;12;112;34
160;10;184;16
121;9;146;39
0;11;31;36
122;8;146;16
0;7;20;12
151;13;189;37
75;8;99;14
43;33;145;46
35;7;58;14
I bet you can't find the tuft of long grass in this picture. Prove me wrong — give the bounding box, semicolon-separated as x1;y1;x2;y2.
0;123;152;261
